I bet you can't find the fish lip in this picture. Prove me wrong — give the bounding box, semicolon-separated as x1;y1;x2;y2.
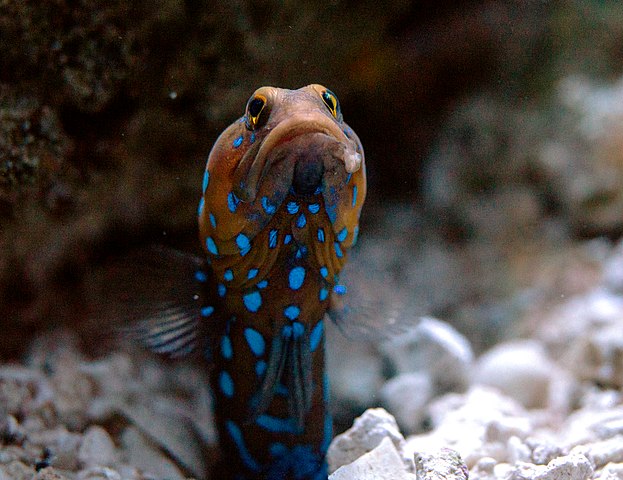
234;112;362;202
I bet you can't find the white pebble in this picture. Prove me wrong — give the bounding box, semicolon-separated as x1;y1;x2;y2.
76;467;122;480
327;408;408;473
571;435;623;468
472;340;556;409
537;452;594;480
414;448;469;480
329;437;416;480
599;462;623;480
381;317;473;393
379;372;434;434
78;426;117;468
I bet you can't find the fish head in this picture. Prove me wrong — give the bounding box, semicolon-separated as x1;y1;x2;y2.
199;85;366;257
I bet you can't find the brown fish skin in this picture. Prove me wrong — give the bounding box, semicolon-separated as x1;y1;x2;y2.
198;85;366;479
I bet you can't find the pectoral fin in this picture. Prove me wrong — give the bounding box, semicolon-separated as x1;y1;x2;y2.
93;245;213;358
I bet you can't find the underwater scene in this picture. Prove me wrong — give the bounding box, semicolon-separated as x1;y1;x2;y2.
1;1;623;479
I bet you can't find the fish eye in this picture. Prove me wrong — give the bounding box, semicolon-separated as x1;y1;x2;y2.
245;94;267;130
321;89;341;119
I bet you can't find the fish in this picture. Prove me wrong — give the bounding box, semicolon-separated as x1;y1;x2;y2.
118;84;366;479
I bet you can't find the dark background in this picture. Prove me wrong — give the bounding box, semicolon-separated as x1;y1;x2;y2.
1;0;622;358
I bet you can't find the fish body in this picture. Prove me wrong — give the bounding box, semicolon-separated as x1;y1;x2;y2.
197;85;366;479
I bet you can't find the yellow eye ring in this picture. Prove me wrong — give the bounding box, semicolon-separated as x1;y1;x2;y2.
245;94;267;130
321;89;341;119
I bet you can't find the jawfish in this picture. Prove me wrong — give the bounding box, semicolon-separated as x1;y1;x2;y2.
127;85;366;479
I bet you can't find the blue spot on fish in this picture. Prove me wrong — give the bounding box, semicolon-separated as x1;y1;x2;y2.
266;444;326;479
255;414;298;434
326;203;337;224
323;373;330;404
236;233;251;256
317;228;325;243
243;291;262;312
269;442;287;457
262;196;276;214
255;360;267;376
310;321;324;352
195;270;207;283
352;185;358;207
224;269;233;281
284;305;300;320
247;268;258;280
320;266;328;278
244;328;265;356
282;325;292;338
334;242;343;258
284;234;292;244
201;305;214;317
217;284;226;297
197;197;205;216
334;284;347;295
308;203;320;214
296;213;306;228
206;237;218;255
202;170;210;193
257;280;268;289
250;132;256;144
221;336;233;359
286;201;299;214
337;227;348;242
269;229;278;249
319;288;328;301
346;173;352;184
209;212;216;228
227;191;241;213
292;321;304;338
321;412;333;454
219;371;234;397
226;421;260;472
233;135;243;148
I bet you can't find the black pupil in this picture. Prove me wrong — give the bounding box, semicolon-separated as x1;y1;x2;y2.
323;91;336;110
248;98;264;117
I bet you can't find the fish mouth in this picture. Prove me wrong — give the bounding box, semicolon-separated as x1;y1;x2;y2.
232;112;362;202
